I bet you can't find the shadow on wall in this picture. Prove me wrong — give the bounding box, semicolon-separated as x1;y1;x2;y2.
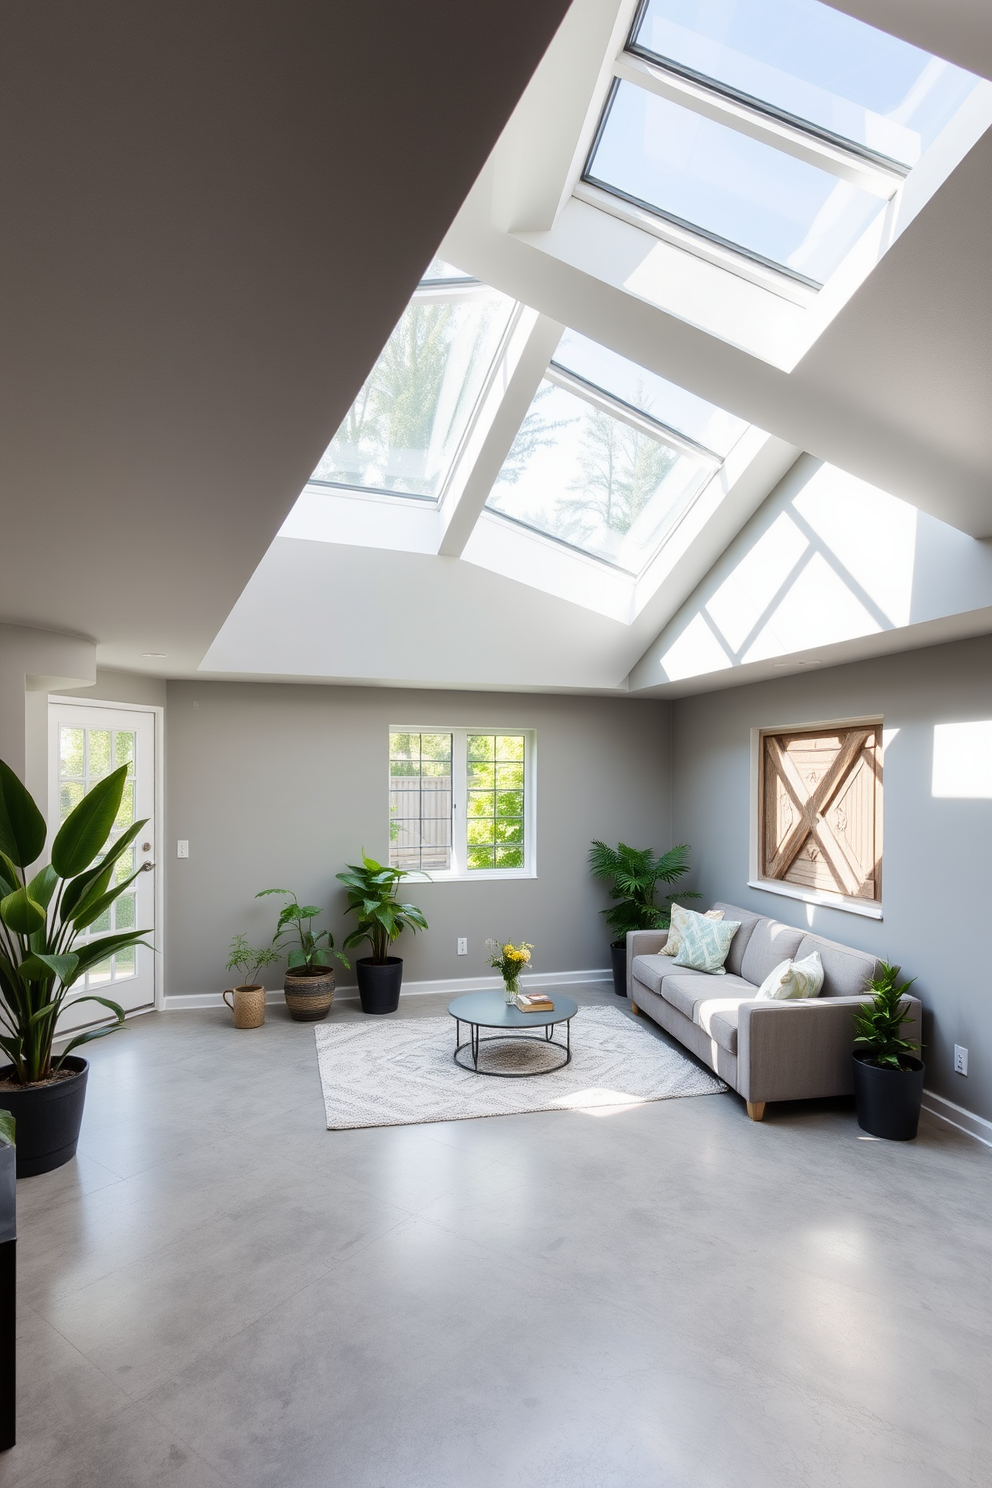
650;455;992;685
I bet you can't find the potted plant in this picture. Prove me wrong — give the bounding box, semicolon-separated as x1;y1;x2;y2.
852;962;925;1140
223;934;279;1028
588;841;699;996
0;759;152;1177
336;853;428;1014
256;890;349;1022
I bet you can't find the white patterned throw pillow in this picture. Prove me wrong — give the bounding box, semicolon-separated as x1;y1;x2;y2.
662;903;724;957
671;910;741;975
755;950;824;1000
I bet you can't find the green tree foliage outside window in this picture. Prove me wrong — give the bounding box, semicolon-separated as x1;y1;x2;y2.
467;735;525;870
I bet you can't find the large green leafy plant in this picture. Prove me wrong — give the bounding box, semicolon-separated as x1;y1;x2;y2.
336;854;428;964
588;841;700;941
852;962;920;1070
255;890;349;973
0;759;152;1085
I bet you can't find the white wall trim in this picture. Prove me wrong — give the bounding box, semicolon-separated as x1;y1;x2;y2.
921;1089;992;1149
164;966;612;1010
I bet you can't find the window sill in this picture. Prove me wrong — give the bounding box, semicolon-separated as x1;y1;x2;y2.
419;870;537;884
747;879;882;921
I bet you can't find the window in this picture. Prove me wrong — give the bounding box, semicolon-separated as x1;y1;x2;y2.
583;0;982;287
756;722;881;912
310;263;516;501
486;329;742;573
389;729;534;878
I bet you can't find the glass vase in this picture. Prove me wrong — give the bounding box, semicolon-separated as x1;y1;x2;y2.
503;975;519;1005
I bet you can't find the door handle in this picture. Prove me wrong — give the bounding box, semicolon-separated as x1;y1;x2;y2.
140;861;156;873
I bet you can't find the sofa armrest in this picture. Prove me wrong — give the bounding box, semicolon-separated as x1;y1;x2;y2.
626;930;668;999
737;995;923;1104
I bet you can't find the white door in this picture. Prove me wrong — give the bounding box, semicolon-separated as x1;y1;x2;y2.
48;702;159;1026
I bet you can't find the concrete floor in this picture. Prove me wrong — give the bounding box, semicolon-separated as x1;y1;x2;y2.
3;982;991;1488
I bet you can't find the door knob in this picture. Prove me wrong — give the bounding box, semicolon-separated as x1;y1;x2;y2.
142;842;152;852
140;861;156;873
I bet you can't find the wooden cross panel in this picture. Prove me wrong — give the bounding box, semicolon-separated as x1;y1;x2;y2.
760;726;882;903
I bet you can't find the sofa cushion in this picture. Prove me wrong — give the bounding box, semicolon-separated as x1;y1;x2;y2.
712;903;762;976
740;918;806;986
630;954;675;996
672;912;741;975
697;1001;747;1056
660;972;755;1022
756;950;824;1000
794;934;879;998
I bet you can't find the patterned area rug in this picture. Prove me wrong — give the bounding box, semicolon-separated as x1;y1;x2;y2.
314;1004;727;1130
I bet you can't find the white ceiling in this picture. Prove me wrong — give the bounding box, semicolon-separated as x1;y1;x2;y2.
4;0;992;698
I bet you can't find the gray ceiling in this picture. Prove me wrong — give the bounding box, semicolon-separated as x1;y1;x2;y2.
0;0;571;674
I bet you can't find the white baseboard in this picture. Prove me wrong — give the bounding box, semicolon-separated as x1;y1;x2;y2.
163;966;612;1011
922;1089;992;1149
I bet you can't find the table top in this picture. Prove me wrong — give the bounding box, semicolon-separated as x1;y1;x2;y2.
447;991;578;1030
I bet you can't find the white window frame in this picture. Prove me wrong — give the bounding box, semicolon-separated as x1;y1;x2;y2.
390;726;537;882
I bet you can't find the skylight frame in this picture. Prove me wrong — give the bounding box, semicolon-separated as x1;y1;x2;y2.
580;3;913;293
307;272;522;510
484;355;728;580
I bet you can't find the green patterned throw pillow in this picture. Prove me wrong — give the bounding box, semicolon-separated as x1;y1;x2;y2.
661;903;724;957
672;910;741;975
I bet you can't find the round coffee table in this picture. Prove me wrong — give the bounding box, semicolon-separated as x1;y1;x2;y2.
447;991;578;1077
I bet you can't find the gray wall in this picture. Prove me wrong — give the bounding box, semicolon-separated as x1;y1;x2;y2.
671;632;992;1120
165;681;672;997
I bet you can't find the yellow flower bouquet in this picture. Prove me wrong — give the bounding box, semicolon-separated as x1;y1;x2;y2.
485;938;534;1004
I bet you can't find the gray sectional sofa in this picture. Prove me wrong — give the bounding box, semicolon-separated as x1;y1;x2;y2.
627;902;923;1121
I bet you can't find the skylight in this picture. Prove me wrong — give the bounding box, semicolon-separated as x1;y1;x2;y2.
583;0;983;288
485;333;741;574
310;266;515;501
631;0;980;167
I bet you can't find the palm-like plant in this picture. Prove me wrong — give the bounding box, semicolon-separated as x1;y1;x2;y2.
0;759;153;1085
588;840;699;941
852;962;920;1070
336;853;428;964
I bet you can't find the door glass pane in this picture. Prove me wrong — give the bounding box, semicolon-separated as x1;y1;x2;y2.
632;0;981;167
88;730;112;779
115;731;135;772
586;82;886;284
60;727;84;779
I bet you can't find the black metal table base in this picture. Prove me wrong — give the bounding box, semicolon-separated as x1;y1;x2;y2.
453;1018;572;1077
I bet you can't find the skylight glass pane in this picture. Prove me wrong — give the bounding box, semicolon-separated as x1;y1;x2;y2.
420;258;475;283
633;0;980;167
553;330;747;455
311;284;515;499
487;380;711;572
586;81;886;284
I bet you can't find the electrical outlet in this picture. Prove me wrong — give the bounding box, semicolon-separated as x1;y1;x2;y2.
457;937;468;956
954;1044;968;1076
177;840;189;859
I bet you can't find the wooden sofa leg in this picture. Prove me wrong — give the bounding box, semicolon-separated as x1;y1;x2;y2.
630;997;640;1015
746;1101;766;1122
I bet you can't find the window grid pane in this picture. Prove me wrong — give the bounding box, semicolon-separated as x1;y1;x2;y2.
389;732;452;872
465;735;525;872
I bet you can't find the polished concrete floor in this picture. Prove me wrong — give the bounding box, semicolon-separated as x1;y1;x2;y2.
3;982;991;1488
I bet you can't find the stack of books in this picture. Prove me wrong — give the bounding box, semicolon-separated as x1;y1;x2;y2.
515;992;554;1013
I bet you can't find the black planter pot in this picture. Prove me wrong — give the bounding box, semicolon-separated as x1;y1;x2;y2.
356;957;403;1014
0;1058;88;1178
610;941;627;997
852;1053;925;1141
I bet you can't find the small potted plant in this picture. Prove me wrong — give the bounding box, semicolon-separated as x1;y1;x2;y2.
256;890;349;1022
588;841;699;996
223;934;279;1028
852;962;925;1140
336;853;428;1014
485;939;534;1004
0;759;153;1176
